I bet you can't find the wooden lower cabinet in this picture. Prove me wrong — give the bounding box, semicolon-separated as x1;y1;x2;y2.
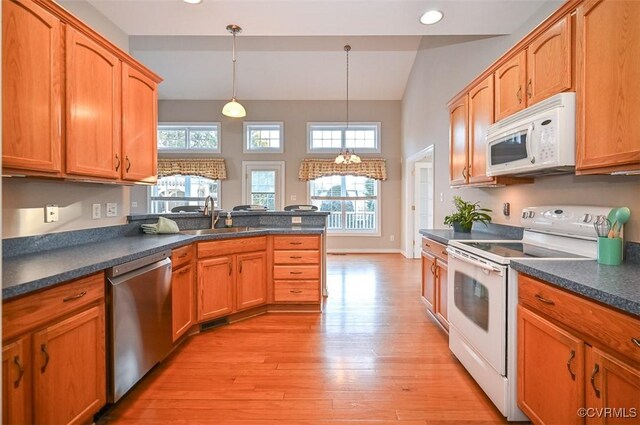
2;338;29;425
421;251;436;311
272;235;321;304
198;256;234;321
172;263;195;342
420;237;448;331
236;251;267;310
518;305;584;425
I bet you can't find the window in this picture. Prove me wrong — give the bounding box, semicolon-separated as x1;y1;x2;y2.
149;175;220;213
309;175;380;235
244;122;284;153
158;123;220;153
242;161;285;210
307;122;380;153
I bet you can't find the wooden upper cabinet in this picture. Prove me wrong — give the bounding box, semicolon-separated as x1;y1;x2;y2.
65;27;121;179
576;0;640;174
122;63;158;183
468;75;495;185
527;15;572;106
494;50;527;121
449;96;468;186
2;0;62;175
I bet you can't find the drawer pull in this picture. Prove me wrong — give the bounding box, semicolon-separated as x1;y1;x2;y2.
63;291;86;302
41;344;50;373
177;267;190;276
289;242;303;245
290;290;303;294
290;271;303;275
534;294;555;305
13;356;24;388
590;363;601;398
423;242;431;248
566;350;576;380
290;256;302;259
632;337;640;348
178;252;189;259
441;251;447;256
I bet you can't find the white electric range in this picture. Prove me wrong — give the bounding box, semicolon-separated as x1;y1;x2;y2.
445;205;614;422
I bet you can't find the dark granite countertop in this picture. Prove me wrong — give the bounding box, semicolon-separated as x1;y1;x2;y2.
511;260;640;317
3;227;324;301
419;223;523;245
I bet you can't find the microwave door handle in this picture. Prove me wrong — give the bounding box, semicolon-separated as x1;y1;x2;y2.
446;248;499;274
527;124;536;164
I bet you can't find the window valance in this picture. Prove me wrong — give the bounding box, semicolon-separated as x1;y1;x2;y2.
157;158;227;180
298;158;387;181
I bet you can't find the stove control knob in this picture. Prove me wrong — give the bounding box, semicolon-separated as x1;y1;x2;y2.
528;211;536;218
581;213;593;223
522;211;528;219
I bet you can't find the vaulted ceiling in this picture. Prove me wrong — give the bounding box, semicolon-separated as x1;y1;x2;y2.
82;0;562;100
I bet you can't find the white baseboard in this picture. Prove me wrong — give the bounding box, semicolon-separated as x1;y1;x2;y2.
327;248;404;254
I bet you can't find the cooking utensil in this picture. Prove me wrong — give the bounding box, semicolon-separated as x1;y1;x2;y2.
607;208;618;238
594;219;610;238
613;207;631;237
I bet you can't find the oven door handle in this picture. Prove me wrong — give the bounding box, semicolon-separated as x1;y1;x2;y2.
446;248;502;274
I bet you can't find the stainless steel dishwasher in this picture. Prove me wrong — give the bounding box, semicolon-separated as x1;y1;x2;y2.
106;250;172;402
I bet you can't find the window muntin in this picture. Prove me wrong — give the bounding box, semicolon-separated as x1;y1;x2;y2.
307;123;380;153
158;124;220;153
250;170;276;210
149;175;220;213
244;122;284;153
309;175;379;234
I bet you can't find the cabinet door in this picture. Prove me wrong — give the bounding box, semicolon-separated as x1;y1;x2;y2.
2;0;62;174
449;96;468;186
585;346;640;425
32;305;106;425
527;15;572;106
65;27;121;179
172;264;195;342
2;338;29;425
435;260;449;330
576;0;640;173
468;75;495;185
122;63;158;183
495;50;527;121
198;256;234;321
518;305;584;425
421;251;436;312
236;251;267;311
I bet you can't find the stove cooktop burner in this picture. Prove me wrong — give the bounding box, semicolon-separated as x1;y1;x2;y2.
460;241;587;259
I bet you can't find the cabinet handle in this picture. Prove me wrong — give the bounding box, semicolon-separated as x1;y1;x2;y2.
13;356;24;388
534;294;555;305
423;242;431;248
126;155;131;172
177;267;190;276
115;154;121;171
430;263;436;274
441;251;447;256
290;271;303;275
178;252;189;259
290;256;302;259
228;262;232;276
516;86;522;103
40;344;50;373
289;242;303;245
566;350;576;380
239;261;243;273
590;363;601;398
290;290;303;294
527;79;532;98
632;337;640;348
462;166;467;179
63;291;86;302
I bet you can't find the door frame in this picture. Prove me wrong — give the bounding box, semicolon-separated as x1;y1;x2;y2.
403;145;434;258
413;160;434;258
241;161;286;210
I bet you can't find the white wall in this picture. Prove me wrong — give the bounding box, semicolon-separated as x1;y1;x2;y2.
400;3;640;243
57;0;129;51
131;99;403;252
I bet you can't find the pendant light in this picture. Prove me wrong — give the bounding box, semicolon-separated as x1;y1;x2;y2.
335;45;361;165
222;24;246;118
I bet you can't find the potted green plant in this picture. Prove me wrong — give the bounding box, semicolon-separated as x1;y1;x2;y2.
443;195;492;233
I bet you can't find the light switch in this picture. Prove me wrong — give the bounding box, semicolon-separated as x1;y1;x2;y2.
106;203;118;217
45;204;59;223
92;204;101;219
292;216;302;224
290;195;297;201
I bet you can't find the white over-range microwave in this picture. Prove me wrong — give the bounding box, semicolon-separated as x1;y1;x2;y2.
486;92;576;177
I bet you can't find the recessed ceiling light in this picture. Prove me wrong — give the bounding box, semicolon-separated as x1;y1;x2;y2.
420;10;443;25
183;0;202;4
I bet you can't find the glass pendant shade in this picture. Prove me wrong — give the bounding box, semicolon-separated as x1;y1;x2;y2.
222;97;246;118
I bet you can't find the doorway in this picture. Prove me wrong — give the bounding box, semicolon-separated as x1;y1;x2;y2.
403;145;434;258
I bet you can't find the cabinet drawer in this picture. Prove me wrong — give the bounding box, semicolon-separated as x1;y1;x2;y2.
274;250;319;265
273;265;320;280
172;244;194;269
519;273;640;364
3;272;105;341
273;235;320;250
274;280;320;302
198;236;267;258
422;237;448;262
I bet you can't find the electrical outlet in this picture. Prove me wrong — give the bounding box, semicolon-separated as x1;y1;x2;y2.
106;203;118;217
389;235;395;242
291;216;302;224
290;195;297;201
440;192;444;202
45;204;59;223
131;201;138;208
92;204;101;219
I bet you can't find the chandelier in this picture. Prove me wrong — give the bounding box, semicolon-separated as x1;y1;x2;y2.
335;45;361;165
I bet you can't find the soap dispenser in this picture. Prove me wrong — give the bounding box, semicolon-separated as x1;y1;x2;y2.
225;212;233;227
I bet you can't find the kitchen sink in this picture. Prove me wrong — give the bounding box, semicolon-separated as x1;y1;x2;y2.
180;227;262;235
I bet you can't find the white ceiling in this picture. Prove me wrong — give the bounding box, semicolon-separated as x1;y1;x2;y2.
83;0;561;100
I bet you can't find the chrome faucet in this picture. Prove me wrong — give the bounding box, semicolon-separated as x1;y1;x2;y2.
203;196;219;228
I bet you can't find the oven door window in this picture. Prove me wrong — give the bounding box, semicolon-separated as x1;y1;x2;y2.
490;130;528;165
453;272;489;331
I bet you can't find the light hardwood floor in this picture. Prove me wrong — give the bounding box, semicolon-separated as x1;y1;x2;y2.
98;254;508;424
